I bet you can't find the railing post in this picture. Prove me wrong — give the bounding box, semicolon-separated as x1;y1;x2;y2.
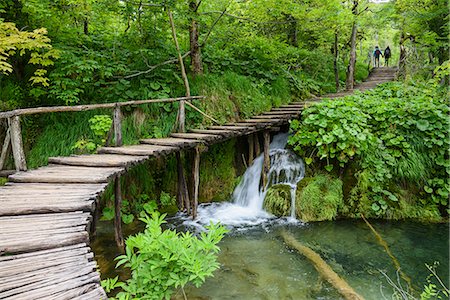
0;127;11;170
178;100;185;133
113;104;122;147
9;116;27;171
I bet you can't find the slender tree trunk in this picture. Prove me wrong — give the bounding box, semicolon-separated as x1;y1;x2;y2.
83;19;89;35
333;30;339;91
189;1;203;76
167;8;190;133
345;22;357;91
346;0;358;91
399;32;407;77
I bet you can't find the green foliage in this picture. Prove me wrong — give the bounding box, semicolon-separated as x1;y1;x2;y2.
0;20;58;86
72;114;112;153
420;262;450;300
289;75;449;218
295;174;343;222
263;184;293;217
102;212;228;300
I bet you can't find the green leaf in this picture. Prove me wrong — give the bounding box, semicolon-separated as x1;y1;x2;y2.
324;164;333;172
424;186;433;193
304;157;313;165
416;119;430;131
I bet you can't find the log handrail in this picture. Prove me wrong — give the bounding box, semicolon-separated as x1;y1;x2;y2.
0;96;205;119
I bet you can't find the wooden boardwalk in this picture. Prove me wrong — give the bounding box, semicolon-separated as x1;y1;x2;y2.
0;68;396;299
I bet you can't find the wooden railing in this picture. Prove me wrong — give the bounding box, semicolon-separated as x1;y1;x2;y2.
0;96;205;175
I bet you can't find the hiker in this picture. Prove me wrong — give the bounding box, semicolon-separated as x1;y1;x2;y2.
384;46;391;67
373;46;383;68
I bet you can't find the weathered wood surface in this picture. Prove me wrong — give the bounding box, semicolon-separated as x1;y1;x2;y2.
48;154;147;168
140;137;201;149
170;132;222;143
9;165;123;184
0;243;105;299
98;144;177;156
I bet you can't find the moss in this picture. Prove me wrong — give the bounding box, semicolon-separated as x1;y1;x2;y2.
0;178;6;186
296;174;343;222
199;140;237;202
263;184;292;217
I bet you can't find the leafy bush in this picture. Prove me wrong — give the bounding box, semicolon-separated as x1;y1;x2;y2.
289;74;449;218
101;212;227;300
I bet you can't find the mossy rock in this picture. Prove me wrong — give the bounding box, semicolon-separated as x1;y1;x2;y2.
263;184;293;217
296;174;343;222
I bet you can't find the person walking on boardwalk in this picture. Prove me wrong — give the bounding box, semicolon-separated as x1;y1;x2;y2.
384;46;391;67
373;46;383;68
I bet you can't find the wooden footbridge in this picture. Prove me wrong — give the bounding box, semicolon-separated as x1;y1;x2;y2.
0;68;396;299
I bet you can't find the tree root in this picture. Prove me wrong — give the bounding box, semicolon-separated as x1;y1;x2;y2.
360;214;413;291
281;230;365;300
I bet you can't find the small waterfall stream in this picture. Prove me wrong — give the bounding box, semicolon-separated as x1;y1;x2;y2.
186;132;305;227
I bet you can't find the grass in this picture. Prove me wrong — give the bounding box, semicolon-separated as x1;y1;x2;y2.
296;174;344;222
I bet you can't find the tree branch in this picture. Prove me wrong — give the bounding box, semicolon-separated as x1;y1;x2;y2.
120;51;191;79
201;11;296;24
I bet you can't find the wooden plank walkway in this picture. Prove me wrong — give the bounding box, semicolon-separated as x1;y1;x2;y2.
0;67;396;299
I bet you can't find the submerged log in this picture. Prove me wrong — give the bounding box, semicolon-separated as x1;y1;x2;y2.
281;231;365;300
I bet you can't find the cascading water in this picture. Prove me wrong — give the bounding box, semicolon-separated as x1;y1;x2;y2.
185;132;305;227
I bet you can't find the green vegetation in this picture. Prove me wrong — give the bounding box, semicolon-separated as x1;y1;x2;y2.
263;184;293;217
288;65;449;221
101;212;227;300
296;175;344;222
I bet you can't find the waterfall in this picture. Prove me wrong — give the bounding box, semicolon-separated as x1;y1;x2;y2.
232;132;305;218
184;132;305;227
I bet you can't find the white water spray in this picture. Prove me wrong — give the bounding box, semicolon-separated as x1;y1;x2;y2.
185;132;305;227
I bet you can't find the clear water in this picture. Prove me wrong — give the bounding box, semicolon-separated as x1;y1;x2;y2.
93;219;449;300
92;132;449;299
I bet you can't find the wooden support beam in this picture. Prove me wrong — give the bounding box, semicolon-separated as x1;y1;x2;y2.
191;146;200;219
0;128;11;170
113;105;122;147
9;116;27;171
254;133;261;157
262;130;270;191
248;134;254;166
114;175;124;249
176;152;190;213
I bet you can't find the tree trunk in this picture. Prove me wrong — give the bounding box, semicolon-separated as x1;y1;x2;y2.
189;1;203;76
345;0;358;91
345;22;357;91
399;32;407;77
333;30;339;91
167;8;190;133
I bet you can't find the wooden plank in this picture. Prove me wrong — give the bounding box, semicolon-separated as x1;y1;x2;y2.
140;137;201;148
170;132;221;143
263;111;300;115
208;125;255;131
48;154;148;168
2;182;107;192
252;114;291;119
271;107;302;112
0;201;95;216
189;129;238;138
0;231;89;254
8;165;123;184
98;144;177;156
